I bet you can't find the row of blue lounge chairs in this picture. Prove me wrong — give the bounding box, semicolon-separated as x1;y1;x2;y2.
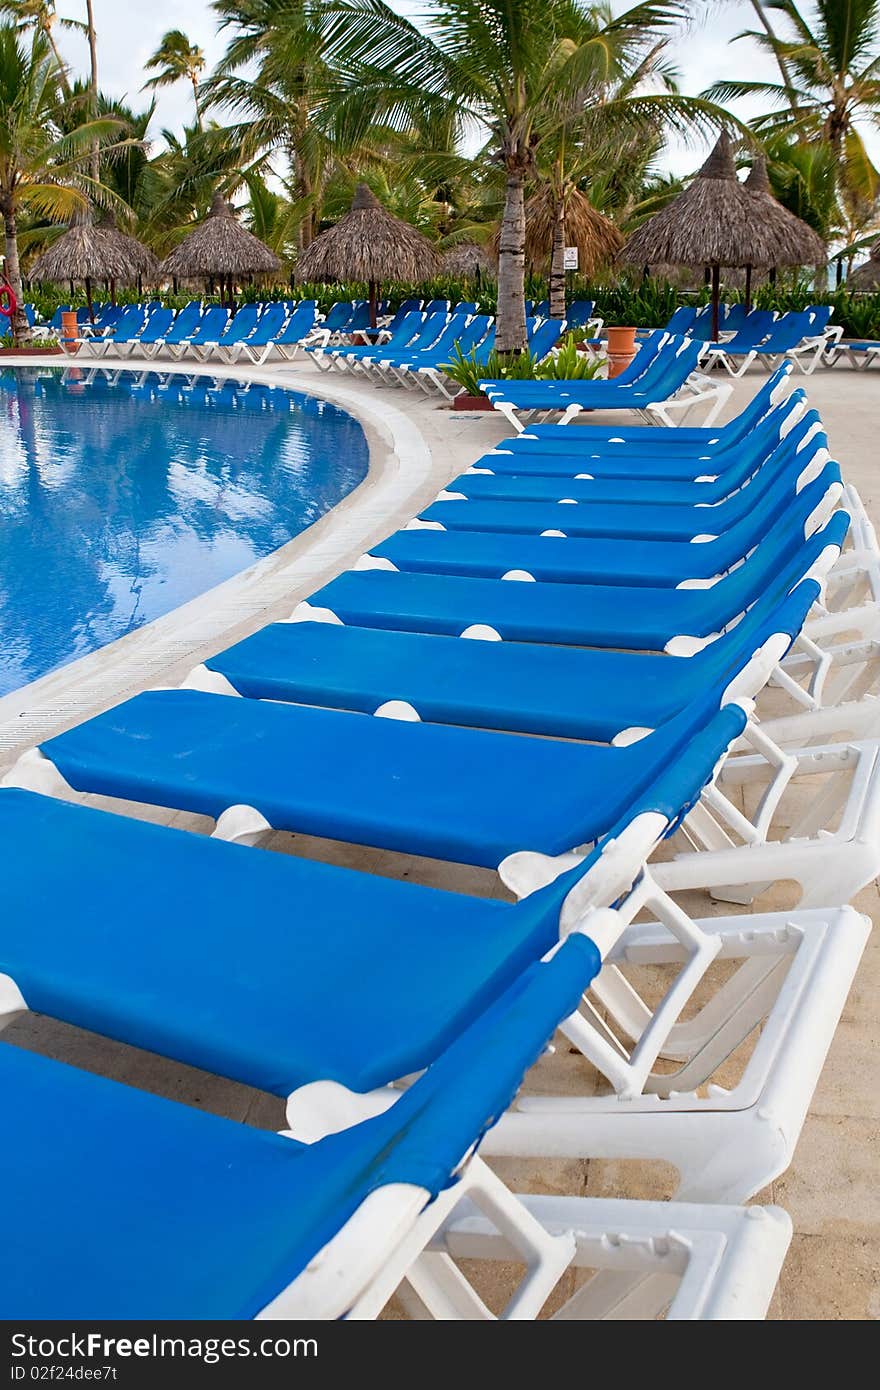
0;354;875;1318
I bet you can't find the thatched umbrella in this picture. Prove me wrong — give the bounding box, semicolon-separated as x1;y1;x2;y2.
295;183;440;327
95;211;160;301
159;191;281;305
524;186;623;277
28;209;139;320
441;241;495;278
846;238;880;290
621;131;822;339
742;157;826;308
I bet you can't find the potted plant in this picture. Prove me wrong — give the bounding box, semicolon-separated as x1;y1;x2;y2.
599;306;637;378
441;343;499;408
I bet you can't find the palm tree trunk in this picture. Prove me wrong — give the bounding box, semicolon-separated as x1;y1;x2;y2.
549;195;567;319
85;0;100;186
749;0;800;111
191;75;202;131
45;29;71;96
496;168;527;354
2;207;32;346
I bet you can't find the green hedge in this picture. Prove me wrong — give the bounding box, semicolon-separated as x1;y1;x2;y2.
24;275;880;340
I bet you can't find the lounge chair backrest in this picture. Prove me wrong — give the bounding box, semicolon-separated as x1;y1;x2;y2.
218;303;261;344
187;305;231;344
565;301;595;329
346;303;373;333
418;313;482;357
805;304;832;332
134;307;174;343
722;303;750;334
397;297;423;315
399;312;451;352
453;301;478;315
162;302;203;343
440;315;493;359
527;318;566;361
716;309;777;351
275;301;318;343
320;302;355;332
382;310;426;348
424;298;451;315
533;299;550;318
246;302;287;343
757;310;816;352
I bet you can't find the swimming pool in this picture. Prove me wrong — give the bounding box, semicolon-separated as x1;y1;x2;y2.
0;368;369;698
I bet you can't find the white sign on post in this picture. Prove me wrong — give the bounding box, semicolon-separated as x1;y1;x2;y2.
563;246;579;271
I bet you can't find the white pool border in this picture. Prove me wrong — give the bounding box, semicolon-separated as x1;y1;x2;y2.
0;357;437;762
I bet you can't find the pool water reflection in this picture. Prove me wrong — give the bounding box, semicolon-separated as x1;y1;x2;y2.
0;368;369;697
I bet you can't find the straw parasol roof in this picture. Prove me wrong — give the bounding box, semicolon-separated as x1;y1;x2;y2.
621;131;791;272
441;241;495;276
95;211;160;282
524;186;623;276
296;184;439;282
846;238;880;289
159;191;281;281
28;209;140;287
744;157;826;266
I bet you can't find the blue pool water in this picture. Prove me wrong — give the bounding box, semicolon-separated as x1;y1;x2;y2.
0;368;369;697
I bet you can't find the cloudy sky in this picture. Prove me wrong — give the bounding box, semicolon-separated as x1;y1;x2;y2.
47;1;799;171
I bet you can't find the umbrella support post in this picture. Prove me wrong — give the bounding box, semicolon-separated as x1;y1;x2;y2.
711;264;720;341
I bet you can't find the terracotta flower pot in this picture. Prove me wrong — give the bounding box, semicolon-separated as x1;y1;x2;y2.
606;325;638;379
453;392;494;411
61;309;80;355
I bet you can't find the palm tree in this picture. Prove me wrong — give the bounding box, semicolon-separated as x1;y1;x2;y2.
315;0;702;351
0;0;85;93
144;30;206;130
527;4;723;315
705;1;880;210
205;1;333;251
0;23;122;342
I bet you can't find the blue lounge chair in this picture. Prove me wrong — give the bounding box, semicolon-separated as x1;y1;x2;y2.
0;928;604;1319
701;310;778;376
191;303;261;361
297;506;846;652
191;567;821;744
423;298;451;316
482;336;716;431
418;417;826;543
566;300;596;329
139;301;202;358
217;301;287;363
498;363;795;466
314;311;426;373
81;305;147;357
453;396;812;504
241;301;319;364
392;315;493;388
164;305;230;360
108;307;175;359
13;670;767;871
753;310;841;375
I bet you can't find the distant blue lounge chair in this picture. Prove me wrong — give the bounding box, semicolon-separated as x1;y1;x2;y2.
314;311;426;373
701;310;778;375
481;335;718;431
165;305;230;360
217;302;286;363
191;303;260;360
110;307;175;358
141;301;203;358
240;302;320;364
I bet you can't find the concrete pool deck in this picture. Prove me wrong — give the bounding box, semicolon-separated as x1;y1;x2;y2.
1;353;877;1320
